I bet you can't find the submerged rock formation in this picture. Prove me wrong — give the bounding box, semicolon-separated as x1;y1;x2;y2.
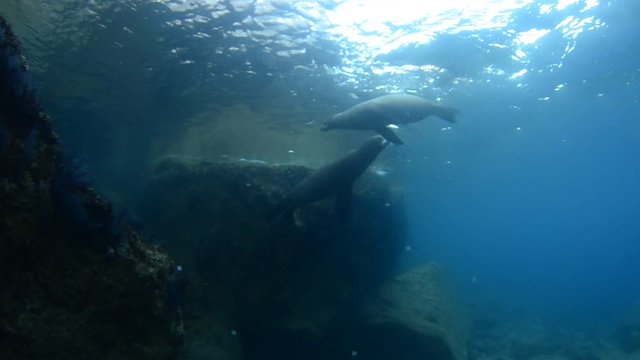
139;157;468;359
617;303;640;354
1;12;467;360
139;157;409;358
0;15;181;359
356;263;468;360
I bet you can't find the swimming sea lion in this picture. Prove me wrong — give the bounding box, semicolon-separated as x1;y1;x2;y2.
269;135;388;222
321;94;458;144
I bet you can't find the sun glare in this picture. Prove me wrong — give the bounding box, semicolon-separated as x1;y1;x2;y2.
326;0;537;52
328;0;536;28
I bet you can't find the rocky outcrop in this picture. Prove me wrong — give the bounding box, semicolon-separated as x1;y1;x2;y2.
138;156;408;358
355;263;469;360
0;15;181;359
138;160;470;359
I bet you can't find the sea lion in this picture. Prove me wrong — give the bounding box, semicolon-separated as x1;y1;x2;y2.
321;94;458;144
269;135;388;223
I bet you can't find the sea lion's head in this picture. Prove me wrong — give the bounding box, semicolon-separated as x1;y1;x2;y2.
359;135;388;154
320;114;340;131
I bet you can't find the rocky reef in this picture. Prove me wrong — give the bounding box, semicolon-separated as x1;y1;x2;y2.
466;298;640;360
138;157;467;359
0;15;181;359
139;157;408;358
2;12;469;360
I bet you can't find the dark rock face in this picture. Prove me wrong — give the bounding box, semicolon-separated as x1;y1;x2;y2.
0;15;181;359
138;157;408;359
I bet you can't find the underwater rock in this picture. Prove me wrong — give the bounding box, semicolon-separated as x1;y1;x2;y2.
0;15;181;359
617;303;640;354
355;263;468;360
175;276;244;360
617;326;640;354
138;156;407;358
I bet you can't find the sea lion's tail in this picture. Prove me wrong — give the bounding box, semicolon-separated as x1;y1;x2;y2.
438;106;459;123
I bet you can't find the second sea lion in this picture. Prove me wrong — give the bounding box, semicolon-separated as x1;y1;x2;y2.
321;94;458;144
269;135;389;223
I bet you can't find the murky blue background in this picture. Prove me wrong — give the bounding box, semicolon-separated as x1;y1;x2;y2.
2;0;639;327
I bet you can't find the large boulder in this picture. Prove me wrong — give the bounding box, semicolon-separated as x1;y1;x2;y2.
355;263;469;360
138;156;408;358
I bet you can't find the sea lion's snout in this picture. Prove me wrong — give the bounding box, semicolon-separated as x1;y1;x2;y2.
374;135;389;147
320;118;336;131
364;135;389;151
441;107;459;123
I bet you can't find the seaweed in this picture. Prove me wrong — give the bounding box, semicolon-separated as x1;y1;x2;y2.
52;155;91;192
1;15;182;358
49;155;96;237
0;16;40;134
49;156;144;244
107;208;143;239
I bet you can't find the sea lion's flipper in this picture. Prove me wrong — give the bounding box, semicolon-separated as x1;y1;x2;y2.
375;125;404;145
334;186;354;225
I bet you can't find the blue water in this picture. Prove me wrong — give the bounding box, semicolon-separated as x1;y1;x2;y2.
399;1;640;322
2;0;639;334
